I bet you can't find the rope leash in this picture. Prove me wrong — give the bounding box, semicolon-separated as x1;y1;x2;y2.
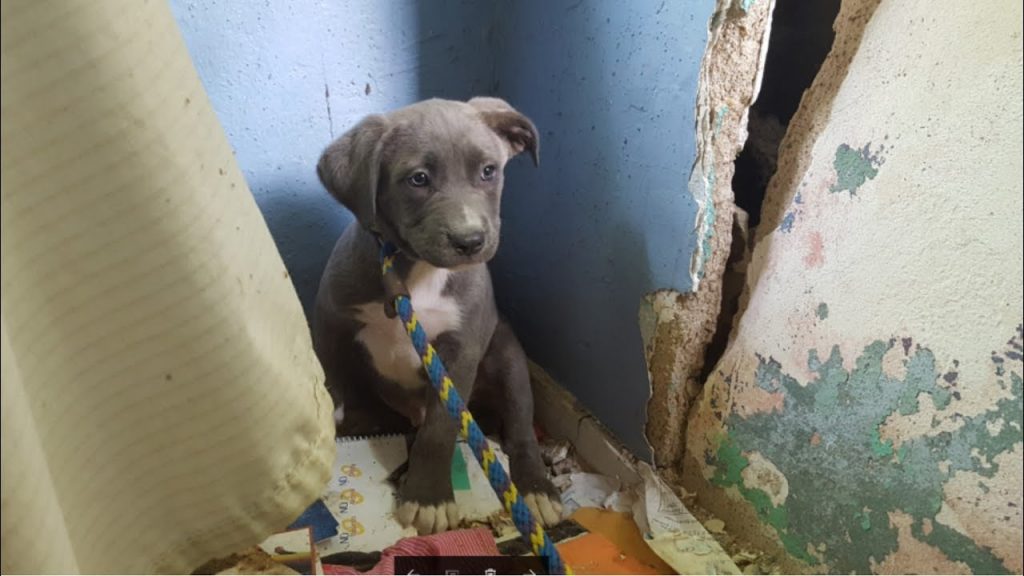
379;242;571;575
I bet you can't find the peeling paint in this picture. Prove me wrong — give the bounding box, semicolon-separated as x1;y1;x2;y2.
699;166;718;280
875;511;971;574
779;211;795;233
710;334;1021;573
830;143;882;195
688;165;714;286
714;104;729;135
802;231;824;268
685;1;1023;572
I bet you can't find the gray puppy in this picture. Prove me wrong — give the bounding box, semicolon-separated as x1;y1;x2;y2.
312;97;562;535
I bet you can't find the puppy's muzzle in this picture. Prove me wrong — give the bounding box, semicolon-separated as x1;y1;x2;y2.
448;230;486;256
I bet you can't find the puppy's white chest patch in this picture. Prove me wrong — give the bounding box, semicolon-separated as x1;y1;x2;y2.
355;262;461;389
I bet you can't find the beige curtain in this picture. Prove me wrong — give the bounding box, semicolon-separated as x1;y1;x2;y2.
1;1;335;573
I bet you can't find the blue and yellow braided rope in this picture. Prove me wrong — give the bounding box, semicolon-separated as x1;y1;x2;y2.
380;243;571;575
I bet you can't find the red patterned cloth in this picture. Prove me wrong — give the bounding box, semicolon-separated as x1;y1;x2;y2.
322;528;500;575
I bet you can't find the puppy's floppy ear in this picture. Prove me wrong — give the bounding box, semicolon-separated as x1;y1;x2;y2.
467;97;540;166
317;114;389;228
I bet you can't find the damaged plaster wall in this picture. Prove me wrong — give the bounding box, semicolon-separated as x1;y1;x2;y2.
641;0;774;468
684;0;1024;573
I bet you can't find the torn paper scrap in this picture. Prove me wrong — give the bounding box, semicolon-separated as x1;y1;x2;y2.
632;462;740;575
555;472;634;516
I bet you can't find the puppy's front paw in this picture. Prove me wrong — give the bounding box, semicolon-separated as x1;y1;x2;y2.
396;469;461;535
524;491;563;526
396;500;462;535
512;458;564;526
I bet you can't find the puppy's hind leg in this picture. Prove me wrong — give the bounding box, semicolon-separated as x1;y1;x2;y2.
474;319;563;526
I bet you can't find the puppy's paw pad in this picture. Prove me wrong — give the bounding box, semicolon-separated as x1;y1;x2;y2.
396;500;462;535
524;492;563;526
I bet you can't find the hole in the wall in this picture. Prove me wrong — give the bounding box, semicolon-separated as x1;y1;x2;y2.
731;0;841;228
701;0;842;382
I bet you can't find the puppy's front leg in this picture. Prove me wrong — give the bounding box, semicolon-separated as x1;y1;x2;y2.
396;393;460;535
484;320;563;526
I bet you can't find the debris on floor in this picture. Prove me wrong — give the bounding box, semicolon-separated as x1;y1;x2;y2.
555;472;634;516
192;546;302;575
194;527;320;575
260;528;321;574
199;429;750;574
631;462;740;575
682;500;785;576
704;518;726;534
540;438;582;476
726;542;782;575
541;436;636;517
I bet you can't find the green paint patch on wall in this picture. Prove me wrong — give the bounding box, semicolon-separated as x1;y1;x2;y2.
711;328;1023;574
830;143;883;195
697;165;717;280
816;302;829;320
714;105;729;136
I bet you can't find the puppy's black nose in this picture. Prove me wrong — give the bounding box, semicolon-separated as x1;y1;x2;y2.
449;231;485;255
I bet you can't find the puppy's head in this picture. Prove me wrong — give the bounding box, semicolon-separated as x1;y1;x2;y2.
317;97;539;268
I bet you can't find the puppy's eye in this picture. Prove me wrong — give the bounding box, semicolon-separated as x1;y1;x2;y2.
481;164;497;181
407;171;430;187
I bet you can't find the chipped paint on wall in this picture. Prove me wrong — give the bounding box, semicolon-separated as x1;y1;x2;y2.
689;159;717;286
710;333;1021;573
714;104;730;136
683;0;1024;573
779;211;795;233
830;143;884;195
699;167;718;280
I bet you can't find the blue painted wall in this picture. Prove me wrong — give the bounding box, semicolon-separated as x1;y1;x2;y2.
489;2;710;456
170;0;494;318
171;0;712;457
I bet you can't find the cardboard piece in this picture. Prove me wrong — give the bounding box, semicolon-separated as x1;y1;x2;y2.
558;531;665;575
571;508;675;574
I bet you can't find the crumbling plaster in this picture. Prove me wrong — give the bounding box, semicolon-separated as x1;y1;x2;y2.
682;0;1024;573
643;0;774;467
